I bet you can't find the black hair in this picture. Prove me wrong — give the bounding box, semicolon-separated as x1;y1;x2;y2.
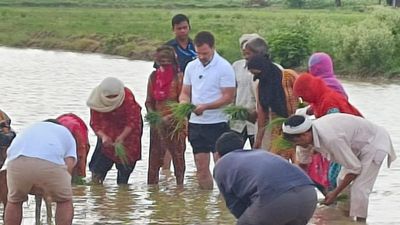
171;14;190;29
215;131;244;157
282;115;310;141
194;31;215;48
43;118;61;125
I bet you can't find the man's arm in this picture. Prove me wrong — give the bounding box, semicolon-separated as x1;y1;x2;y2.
179;84;191;103
324;173;357;205
64;157;77;175
215;178;248;219
193;87;235;116
222;192;248;219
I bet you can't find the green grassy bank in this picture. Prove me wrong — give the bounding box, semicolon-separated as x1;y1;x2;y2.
1;4;399;77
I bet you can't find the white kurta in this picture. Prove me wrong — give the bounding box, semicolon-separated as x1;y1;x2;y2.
230;59;257;135
298;113;396;218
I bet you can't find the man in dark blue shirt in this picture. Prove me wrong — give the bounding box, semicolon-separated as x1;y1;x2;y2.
213;132;317;225
154;14;197;73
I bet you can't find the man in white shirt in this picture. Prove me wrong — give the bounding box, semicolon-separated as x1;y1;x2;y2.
282;114;396;222
4;119;77;225
230;34;260;147
180;31;236;189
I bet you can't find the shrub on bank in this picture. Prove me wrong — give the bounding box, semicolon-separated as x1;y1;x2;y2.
338;19;395;75
268;19;311;68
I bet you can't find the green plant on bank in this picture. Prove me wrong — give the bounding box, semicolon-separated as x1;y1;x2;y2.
168;102;195;138
114;142;129;167
338;18;395;75
269;19;311;68
223;105;249;121
286;0;305;8
144;111;162;127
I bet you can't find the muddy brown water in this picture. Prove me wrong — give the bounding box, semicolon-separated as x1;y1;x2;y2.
0;47;399;225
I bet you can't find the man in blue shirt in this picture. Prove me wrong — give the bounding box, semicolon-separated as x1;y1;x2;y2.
213;132;317;225
166;14;197;73
154;14;197;73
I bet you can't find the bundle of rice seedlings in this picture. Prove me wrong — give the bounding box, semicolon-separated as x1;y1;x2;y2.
114;142;129;167
168;102;195;137
271;136;294;151
72;176;86;185
265;117;287;131
297;97;308;109
144;111;162;127
223;105;249;121
336;194;349;202
266;117;293;152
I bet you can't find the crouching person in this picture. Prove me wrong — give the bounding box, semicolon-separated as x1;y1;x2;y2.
282;114;397;222
213;132;317;225
4;119;76;225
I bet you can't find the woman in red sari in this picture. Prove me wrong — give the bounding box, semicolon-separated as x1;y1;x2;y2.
87;77;142;184
146;45;186;185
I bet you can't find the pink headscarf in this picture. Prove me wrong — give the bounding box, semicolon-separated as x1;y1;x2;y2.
308;52;348;99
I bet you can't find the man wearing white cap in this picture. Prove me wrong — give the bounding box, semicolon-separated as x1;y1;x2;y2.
282;113;397;222
230;33;261;147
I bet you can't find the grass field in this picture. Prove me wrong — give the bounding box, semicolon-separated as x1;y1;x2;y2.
0;1;399;77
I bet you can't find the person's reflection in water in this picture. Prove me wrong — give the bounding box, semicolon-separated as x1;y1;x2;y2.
147;186;187;224
88;185;111;223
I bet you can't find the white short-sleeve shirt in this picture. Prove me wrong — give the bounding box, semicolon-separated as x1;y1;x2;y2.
7;121;77;165
184;51;236;124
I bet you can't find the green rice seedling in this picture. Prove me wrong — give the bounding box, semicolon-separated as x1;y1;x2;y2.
265;117;287;131
271;136;294;151
297;97;308;109
145;111;162;127
72;176;86;185
168;102;195;138
114;142;129;167
266;117;293;152
336;194;349;202
223;105;249;121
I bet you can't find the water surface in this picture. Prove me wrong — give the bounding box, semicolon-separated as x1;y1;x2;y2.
0;47;399;225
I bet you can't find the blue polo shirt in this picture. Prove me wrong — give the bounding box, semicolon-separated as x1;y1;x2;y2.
166;38;197;72
153;38;197;73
